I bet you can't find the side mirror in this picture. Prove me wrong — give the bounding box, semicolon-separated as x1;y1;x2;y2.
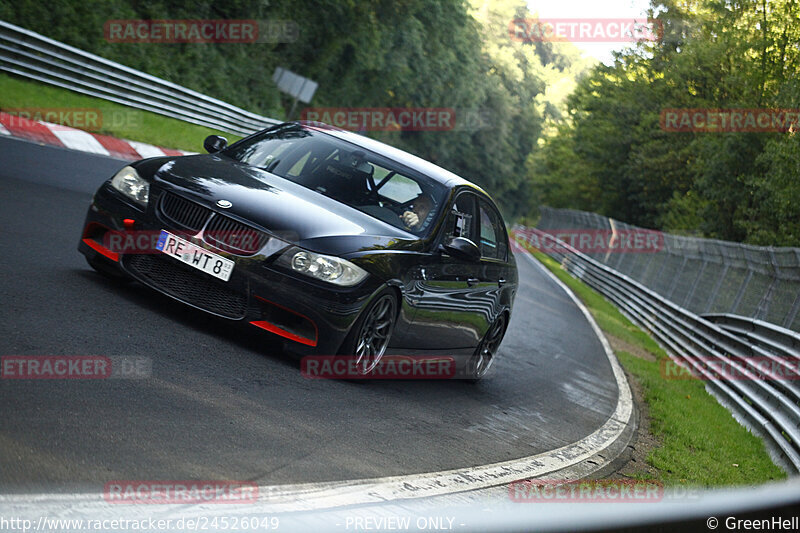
440;237;481;262
204;135;228;153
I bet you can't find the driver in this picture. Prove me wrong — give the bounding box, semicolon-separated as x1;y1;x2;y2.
401;193;434;230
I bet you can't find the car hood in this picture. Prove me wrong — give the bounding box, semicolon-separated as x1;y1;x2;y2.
151;155;419;255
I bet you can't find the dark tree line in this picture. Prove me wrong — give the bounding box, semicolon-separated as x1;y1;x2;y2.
529;0;800;245
0;0;590;218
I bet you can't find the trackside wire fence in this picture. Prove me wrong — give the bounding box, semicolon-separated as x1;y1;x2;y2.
517;206;800;333
510;224;800;473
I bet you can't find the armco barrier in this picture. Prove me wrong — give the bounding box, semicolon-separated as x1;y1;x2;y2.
513;226;800;474
0;20;281;136
536;206;800;332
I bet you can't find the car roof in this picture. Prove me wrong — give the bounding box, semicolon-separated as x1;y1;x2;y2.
293;121;490;198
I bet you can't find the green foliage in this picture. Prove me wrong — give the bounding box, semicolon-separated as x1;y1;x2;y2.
0;0;284;115
529;0;800;245
0;0;589;218
618;350;786;486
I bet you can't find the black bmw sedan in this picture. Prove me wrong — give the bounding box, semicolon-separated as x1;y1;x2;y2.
78;122;518;379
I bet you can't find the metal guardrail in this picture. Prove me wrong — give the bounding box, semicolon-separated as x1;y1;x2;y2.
513;226;800;474
0;20;281;136
536;206;800;333
703;314;800;362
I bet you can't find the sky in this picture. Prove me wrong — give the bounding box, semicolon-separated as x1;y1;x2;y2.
526;0;654;65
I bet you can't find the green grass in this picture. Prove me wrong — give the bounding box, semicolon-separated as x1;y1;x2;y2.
0;73;243;152
525;245;786;487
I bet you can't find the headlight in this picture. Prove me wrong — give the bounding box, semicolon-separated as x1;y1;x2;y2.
110;166;149;206
277;247;368;286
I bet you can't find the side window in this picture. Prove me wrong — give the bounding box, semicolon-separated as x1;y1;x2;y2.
445;192;477;242
478;200;507;261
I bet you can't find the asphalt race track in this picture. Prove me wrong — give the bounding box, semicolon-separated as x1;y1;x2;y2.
0;136;619;493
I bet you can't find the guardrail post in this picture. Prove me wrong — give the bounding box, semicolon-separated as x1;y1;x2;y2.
666;256;689;300
786;293;800;330
731;270;754;315
682;259;709;310
755;250;779;321
704;263;729;314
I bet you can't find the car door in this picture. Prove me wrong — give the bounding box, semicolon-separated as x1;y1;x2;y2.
401;190;494;350
475;197;515;328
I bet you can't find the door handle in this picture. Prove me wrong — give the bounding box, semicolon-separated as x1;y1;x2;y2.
467;277;479;286
498;278;507;287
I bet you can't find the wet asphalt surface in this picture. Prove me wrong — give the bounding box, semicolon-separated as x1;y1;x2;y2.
0;136;617;493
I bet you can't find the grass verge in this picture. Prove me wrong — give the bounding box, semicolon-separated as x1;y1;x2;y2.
0;73;245;152
522;244;786;487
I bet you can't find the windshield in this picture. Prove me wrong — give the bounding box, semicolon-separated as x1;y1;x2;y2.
223;125;448;236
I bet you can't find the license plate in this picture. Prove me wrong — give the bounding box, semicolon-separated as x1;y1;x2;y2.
155;230;234;282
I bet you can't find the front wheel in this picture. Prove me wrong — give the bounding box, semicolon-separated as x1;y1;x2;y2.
466;313;507;381
339;290;398;375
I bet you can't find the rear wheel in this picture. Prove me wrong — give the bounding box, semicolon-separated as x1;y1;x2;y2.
466;313;507;381
339;290;398;375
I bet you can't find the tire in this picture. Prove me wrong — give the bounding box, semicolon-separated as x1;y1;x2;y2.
86;255;129;281
465;313;507;381
338;289;398;375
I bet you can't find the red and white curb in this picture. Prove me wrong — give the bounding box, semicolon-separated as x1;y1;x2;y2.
0;111;195;161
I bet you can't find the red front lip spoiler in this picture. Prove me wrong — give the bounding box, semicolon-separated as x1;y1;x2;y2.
250;320;317;347
250;295;319;347
82;238;120;262
82;222;120;262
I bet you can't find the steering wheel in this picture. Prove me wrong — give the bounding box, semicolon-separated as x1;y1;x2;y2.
396;198;415;211
384;198;413;218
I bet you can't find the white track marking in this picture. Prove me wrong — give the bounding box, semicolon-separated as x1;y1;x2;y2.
127;140;167;158
44;123;110;156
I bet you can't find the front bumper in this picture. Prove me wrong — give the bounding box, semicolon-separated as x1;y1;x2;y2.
78;181;386;355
